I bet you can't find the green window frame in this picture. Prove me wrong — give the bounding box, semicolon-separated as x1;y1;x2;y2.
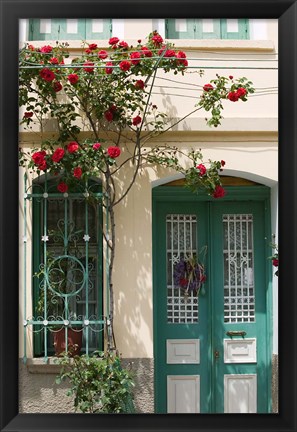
166;19;249;40
32;177;104;357
28;18;112;41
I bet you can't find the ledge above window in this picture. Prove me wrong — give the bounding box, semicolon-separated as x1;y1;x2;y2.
166;39;275;52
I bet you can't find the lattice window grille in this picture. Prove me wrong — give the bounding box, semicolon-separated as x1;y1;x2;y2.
166;214;198;324
223;214;255;323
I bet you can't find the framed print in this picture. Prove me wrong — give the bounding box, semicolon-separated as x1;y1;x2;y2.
0;0;297;431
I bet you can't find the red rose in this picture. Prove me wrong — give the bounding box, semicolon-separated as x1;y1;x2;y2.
39;68;55;82
132;115;142;126
158;46;166;56
85;49;91;54
212;185;226;199
119;41;129;50
104;110;113;122
93;142;101;150
67;141;79;153
24;112;33;118
83;61;94;73
236;87;247;98
52;148;65;163
107;146;121;158
164;49;176;58
57;182;68;193
272;258;279;267
28;44;35;51
119;60;131;71
203;84;214;92
229;75;234;79
38;160;47;171
88;43;97;50
227;91;239;102
98;50;108;59
105;61;113;74
109;37;119;45
221;160;226;167
40;45;52;53
130;51;141;65
110;104;117;112
32;150;46;166
68;73;79;84
141;46;152;57
53;81;62;92
196;163;207;176
177;51;186;59
151;34;163;46
135;79;145;90
49;57;59;64
73;167;83;179
179;59;188;67
137;39;142;44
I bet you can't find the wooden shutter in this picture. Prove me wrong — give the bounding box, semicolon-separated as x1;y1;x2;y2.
220;19;249;39
166;18;249;40
166;19;195;38
196;19;221;39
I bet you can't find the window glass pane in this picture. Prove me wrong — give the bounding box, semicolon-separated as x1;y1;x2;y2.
223;214;255;323
40;19;51;34
92;19;104;33
66;19;78;34
175;19;187;33
202;19;214;33
226;19;239;33
32;182;103;356
166;214;198;324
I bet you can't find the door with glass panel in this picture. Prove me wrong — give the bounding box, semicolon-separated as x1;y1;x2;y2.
153;197;271;413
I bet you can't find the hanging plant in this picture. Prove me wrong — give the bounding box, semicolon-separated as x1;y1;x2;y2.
173;248;207;297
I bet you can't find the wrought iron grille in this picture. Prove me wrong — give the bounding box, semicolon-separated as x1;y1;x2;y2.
223;214;255;323
166;214;199;323
22;175;105;362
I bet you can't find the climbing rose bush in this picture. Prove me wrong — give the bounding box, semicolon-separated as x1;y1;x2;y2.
19;30;248;198
199;74;254;127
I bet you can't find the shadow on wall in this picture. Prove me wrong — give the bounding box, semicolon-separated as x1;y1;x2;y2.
19;360;75;413
112;165;155;358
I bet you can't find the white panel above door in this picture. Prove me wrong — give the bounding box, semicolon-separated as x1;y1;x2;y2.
224;374;257;413
167;339;200;364
167;375;200;413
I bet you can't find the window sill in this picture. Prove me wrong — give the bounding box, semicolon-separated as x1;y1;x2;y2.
26;357;72;374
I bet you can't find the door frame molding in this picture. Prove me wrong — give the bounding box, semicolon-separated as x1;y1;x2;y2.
152;184;273;413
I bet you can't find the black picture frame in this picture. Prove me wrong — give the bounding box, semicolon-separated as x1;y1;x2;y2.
0;0;296;431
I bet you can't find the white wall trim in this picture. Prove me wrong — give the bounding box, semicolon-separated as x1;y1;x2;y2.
19;19;28;43
249;19;268;40
112;19;124;39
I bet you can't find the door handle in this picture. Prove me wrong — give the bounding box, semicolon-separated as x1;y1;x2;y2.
226;330;246;338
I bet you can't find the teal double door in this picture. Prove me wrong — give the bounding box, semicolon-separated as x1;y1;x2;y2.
153;190;272;413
